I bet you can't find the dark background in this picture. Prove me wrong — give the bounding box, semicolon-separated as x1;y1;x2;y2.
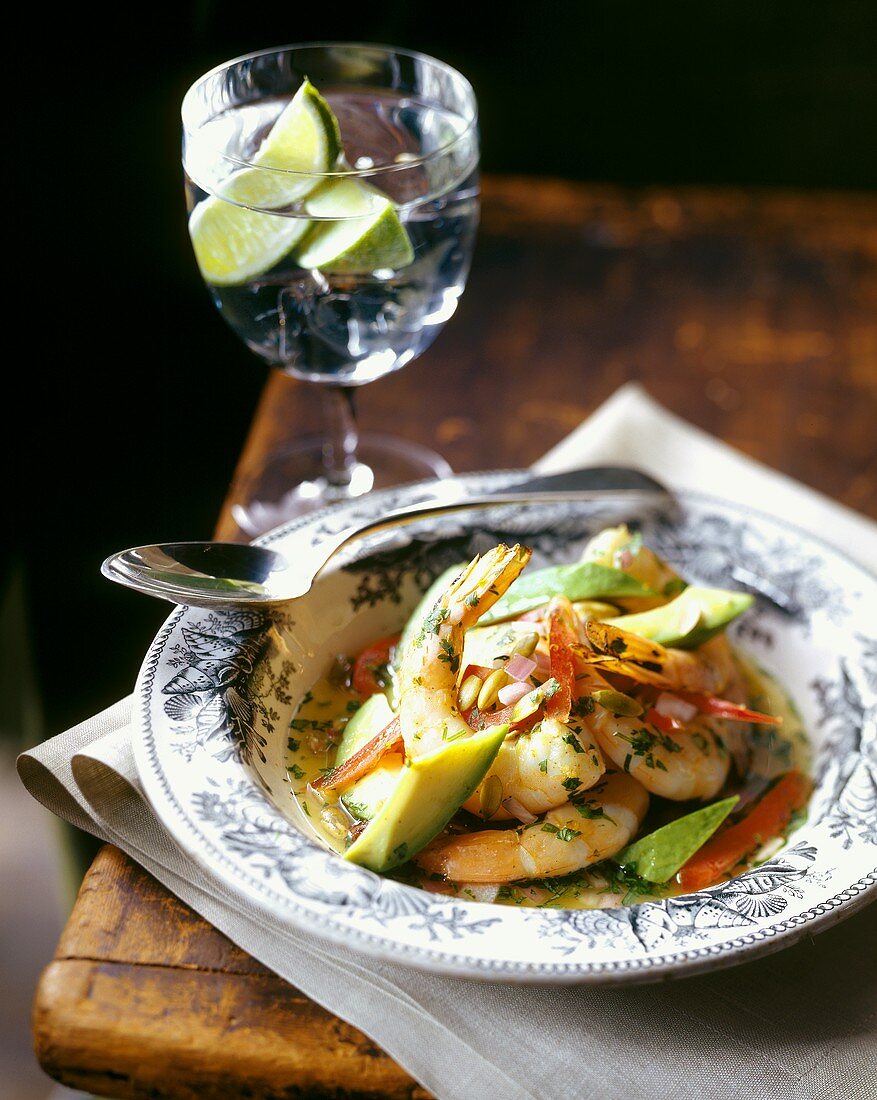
9;1;877;743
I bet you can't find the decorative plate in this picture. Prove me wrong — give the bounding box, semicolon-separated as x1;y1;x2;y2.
133;472;877;984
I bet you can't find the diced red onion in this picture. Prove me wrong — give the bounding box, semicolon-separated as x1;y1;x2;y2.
457;883;500;903
618;548;634;570
498;680;532;706
502;797;537;824
533;650;551;676
654;692;698;723
506;654;537;681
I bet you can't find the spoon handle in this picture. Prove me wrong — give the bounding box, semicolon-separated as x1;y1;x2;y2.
300;486;671;598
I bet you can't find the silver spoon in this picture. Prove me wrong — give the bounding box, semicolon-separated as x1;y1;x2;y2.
101;466;671;610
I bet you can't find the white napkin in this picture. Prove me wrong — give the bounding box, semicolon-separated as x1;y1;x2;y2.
18;383;877;1100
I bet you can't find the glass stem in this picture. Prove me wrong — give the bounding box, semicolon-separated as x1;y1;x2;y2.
321;385;359;488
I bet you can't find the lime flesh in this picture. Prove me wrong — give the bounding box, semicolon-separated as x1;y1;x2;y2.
188;198;311;286
220;79;341;209
294;177;415;274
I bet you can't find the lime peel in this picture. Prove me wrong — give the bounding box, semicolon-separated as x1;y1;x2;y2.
220;78;341;208
293;177;415;275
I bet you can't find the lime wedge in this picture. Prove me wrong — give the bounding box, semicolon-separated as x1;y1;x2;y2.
293;177;415;274
221;78;341;208
188;78;341;285
188;197;311;286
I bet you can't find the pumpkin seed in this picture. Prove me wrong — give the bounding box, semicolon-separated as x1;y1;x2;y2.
479;774;504;819
458;673;483;712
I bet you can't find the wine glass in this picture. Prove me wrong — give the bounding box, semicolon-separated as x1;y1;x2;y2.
181;43;480;536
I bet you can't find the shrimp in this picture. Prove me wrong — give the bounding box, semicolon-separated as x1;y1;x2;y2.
533;601;730;801
397;544;531;758
415;771;649;883
462;716;606;820
576;662;731;801
584;622;738;696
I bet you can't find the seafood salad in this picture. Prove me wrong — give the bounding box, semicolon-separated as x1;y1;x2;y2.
288;525;811;907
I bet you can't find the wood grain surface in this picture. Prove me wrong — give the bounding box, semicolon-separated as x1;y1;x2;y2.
33;175;877;1098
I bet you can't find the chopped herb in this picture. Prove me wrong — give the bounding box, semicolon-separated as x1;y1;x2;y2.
290;717;334;733
539;823;581;842
691;731;709;753
465;592;479;607
604;861;660;904
301;802;310;817
438;638;460;674
563;731;586;754
299;691;314;707
618;727;679;770
562;777;582;792
287;737;300;752
572;798;615;824
392;842;409;862
496;884;526;904
539;758;549;773
344;800;369;819
423;606;450;635
288;764;305;780
571;694;596;717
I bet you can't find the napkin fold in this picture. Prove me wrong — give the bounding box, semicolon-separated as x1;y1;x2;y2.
18;384;877;1100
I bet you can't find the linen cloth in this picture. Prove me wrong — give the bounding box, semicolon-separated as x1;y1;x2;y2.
18;383;877;1100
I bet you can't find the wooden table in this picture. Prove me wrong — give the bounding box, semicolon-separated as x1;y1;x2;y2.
33;176;877;1098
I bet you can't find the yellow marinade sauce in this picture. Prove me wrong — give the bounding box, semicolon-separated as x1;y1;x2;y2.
286;645;810;908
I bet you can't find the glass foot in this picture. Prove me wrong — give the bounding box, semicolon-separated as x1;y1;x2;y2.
230;432;454;537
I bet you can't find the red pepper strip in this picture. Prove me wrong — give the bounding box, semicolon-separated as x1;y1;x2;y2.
674;691;783;725
677;770;812;891
546;607;578;721
463;704;516;729
645;707;686;733
460;663;496;682
311;717;402;790
351;634;401;698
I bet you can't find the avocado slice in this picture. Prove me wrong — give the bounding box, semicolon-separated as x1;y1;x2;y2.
335;693;394;767
605;585;754;649
479;562;656;625
343;723;509;872
341;758;405;823
615;796;739;883
333;693;402;822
